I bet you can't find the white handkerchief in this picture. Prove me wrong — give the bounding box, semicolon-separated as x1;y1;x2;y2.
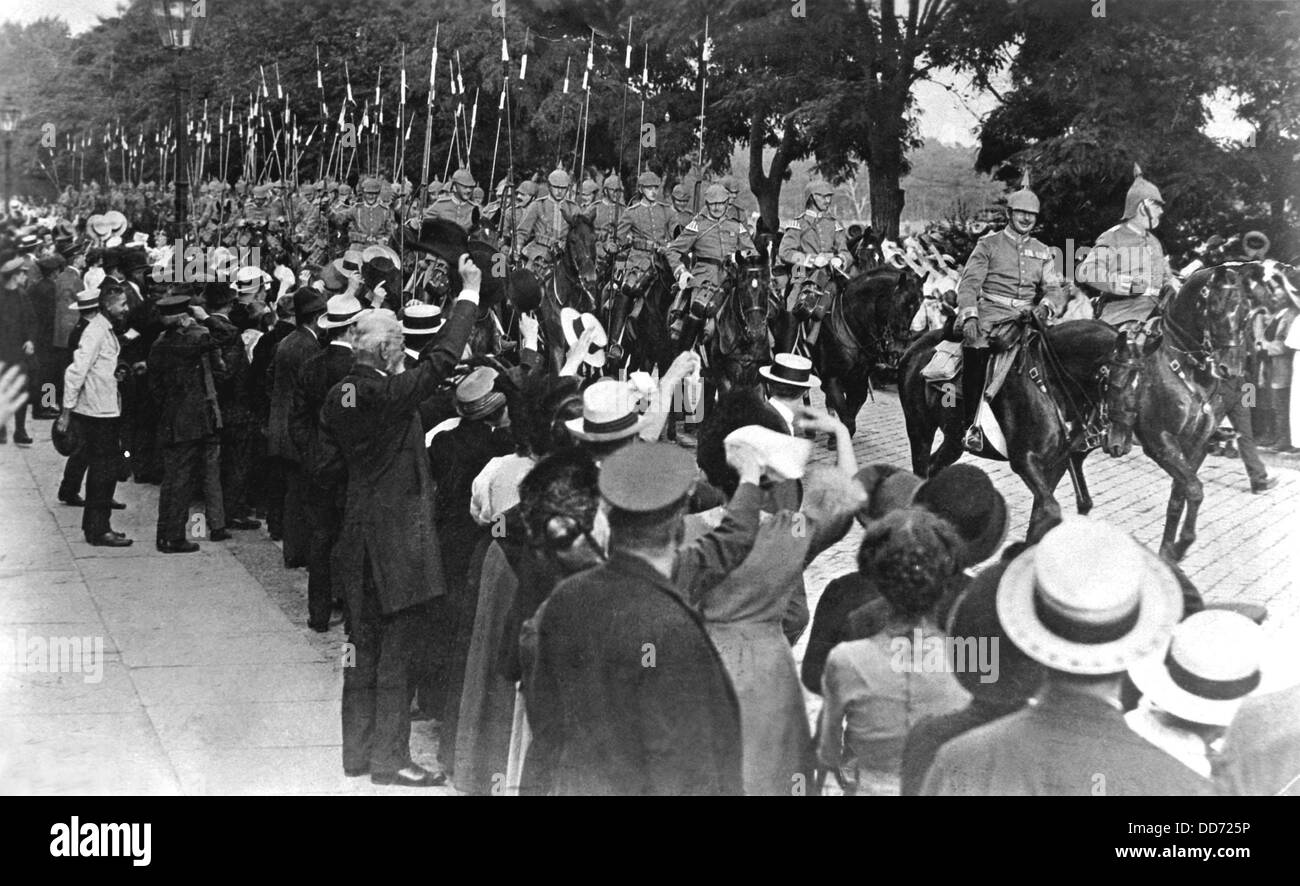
724;425;812;482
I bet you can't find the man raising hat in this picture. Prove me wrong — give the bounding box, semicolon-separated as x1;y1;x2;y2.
921;516;1212;796
522;440;769;795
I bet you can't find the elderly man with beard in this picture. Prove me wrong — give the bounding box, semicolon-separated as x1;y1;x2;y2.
317;255;481;788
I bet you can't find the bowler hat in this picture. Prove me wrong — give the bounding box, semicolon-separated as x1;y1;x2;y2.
946;571;1044;704
293;288;327;319
52;417;84;458
913;463;1009;566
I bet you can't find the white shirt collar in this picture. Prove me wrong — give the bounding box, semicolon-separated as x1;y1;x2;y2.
404;347;420;361
331;340;353;350
768;397;796;434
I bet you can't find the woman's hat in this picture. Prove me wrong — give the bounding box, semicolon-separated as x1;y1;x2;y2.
852;463;924;525
455;367;507;420
101;211;128;238
913;464;1009;566
996;516;1183;676
316;293;371;329
559;306;608;369
564;378;649;442
1128;609;1276;727
758;352;819;388
401;303;444;336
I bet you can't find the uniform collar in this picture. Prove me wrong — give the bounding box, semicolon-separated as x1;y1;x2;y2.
1002;226;1032;245
804;208;822;220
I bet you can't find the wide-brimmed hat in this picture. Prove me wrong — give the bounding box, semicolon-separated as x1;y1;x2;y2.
0;257;26;277
996;517;1183;676
318;260;349;294
1128;609;1275;727
559;307;608;369
565;378;650;443
913;463;1009;566
759;353;819;389
317;293;371;329
361;244;400;266
101;211;128;238
85;214;111;239
455;367;507;420
401;304;444;337
233;265;268;295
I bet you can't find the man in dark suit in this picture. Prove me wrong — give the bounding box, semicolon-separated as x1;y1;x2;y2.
267;288;326;567
200;282;261;532
292;292;370;632
522;443;765;796
247;293;297;537
317;256;481;788
149;294;228;554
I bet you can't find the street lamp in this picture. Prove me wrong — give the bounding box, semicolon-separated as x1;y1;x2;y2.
0;97;19;216
152;0;207;243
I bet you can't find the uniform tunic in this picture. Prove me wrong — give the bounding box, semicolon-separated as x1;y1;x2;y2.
615;198;675;279
514;196;581;263
1074;221;1173;328
955;227;1066;347
422;194;479;232
666;214;757;288
334;201;395;247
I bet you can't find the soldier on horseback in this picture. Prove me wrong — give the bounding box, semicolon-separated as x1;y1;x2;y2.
423;167;480;231
665;183;758;348
593;174;624;283
956;176;1066;452
777;180;853;352
1075;164;1174;454
608;171;674;364
333;177;394;249
515;168;581;277
669;184;693;237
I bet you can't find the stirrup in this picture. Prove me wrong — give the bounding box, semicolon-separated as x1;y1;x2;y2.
962;426;984;453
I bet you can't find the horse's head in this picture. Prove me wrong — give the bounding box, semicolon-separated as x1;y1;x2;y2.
730;250;770;338
1185;265;1250;377
560;208;599;293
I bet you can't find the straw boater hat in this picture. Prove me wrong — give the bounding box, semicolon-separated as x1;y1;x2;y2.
559;307;608;369
565;378;651;443
996;517;1183;676
1128;609;1275;727
316;293;371;329
401;304;444;337
101;211;128;239
233;265;268;296
759;352;820;389
70;287;102;312
454;367;507;421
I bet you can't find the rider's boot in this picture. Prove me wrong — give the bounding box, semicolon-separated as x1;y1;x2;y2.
605;288;634;366
961;346;990;452
1104;331;1142;457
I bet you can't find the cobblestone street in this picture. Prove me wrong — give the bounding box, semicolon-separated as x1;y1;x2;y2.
2;390;1297;794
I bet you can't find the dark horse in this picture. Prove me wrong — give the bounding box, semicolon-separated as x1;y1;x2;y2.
1111;265;1249;560
622;251;679;376
703;250;773;399
900;315;1114;542
534;211;600;373
815;266;922;438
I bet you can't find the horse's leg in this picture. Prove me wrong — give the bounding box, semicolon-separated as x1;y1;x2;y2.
1019;450;1070;544
822;374;850;438
1138;429;1200;561
1067;450;1093;515
1173;446;1210;561
903;392;936;477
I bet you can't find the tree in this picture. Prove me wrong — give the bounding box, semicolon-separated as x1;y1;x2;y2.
976;0;1300;257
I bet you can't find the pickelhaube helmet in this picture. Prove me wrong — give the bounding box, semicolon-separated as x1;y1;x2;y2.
637;170;662;188
361;177;382;194
1006;170;1040;215
603;174;622;193
472;186;485;203
379;181;394;202
671;184;688;201
803;180;834;203
1122;163;1163;220
451;167;476;188
337;183;353;197
252;184;270;199
704;184;729;204
517;180;539;197
547;168;571;189
496;178;512;196
580;179;599;196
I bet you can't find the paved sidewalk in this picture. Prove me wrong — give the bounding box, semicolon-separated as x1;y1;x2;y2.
0;421;448;795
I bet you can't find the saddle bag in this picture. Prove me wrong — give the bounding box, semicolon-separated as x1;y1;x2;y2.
922;340;963;382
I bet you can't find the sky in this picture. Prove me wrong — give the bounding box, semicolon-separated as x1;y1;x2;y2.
3;0;1249;147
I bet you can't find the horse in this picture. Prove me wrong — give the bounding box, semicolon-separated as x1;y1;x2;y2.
814;265;923;438
899;314;1115;542
533;211;600;373
621;251;679;376
1112;264;1251;560
702;249;773;401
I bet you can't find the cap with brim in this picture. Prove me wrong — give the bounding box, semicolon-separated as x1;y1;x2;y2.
401;304;444;336
599;442;696;513
156;294;192;316
759;353;819;388
1128;609;1278;727
317;293;370;329
996;517;1183;676
565;378;650;443
559;307;608;369
455;367;507;420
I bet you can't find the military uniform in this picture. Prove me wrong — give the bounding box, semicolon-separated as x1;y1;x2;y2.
955;228;1065;349
1075;222;1173;329
515;194;582;264
778;204;853;341
666;212;757;290
334;200;393;248
422;193;478;231
616;196;674;283
149;303;227;547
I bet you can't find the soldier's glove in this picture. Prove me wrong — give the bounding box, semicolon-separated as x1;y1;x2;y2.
1031;302;1054;323
960;316;981;347
830;256;845;270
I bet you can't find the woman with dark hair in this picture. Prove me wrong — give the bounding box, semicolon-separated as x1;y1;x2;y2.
817;508;972;795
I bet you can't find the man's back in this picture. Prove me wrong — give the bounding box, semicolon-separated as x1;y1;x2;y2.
922;684;1213;796
524;551;743;796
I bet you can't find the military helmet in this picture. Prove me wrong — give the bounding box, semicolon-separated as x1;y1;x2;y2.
252;184;270;199
1123;163;1164;219
337;184;353;197
472;186;485;203
803;180;834;203
496;178;512;196
361;177;382;194
637;171;662;188
451;167;476;188
704;184;729;204
580;179;599;196
1005;171;1040;215
379;182;394;201
603;174;623;192
720;175;739;194
517;180;539;197
548;168;571;188
671;184;689;201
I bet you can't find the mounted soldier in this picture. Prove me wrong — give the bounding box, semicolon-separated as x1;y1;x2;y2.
577;178;599;212
515;168;581;277
334;176;395;249
669;184;693;237
956;174;1066;452
777;180;852;352
608;170;673;364
422;167;480;233
666;183;758;349
1074;164;1175;455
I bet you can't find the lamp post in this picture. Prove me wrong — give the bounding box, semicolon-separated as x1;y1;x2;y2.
152;0;206;244
0;98;19;217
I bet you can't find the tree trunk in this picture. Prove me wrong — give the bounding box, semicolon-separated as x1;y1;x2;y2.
747;115;796;236
867;161;904;240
